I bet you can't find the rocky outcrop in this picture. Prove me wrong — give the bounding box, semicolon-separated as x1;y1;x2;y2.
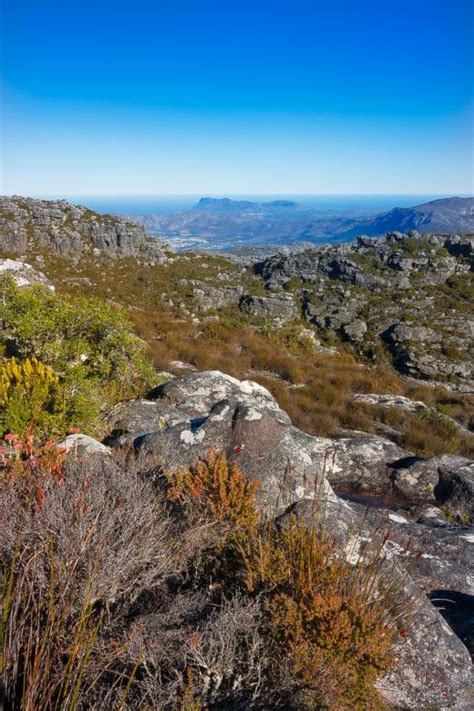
0;258;54;290
0;196;168;260
383;321;473;382
258;232;472;290
239;293;298;321
255;230;473;388
193;284;244;311
99;369;474;707
105;370;473;521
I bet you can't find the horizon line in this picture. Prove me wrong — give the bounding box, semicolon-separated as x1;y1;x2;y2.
17;192;472;199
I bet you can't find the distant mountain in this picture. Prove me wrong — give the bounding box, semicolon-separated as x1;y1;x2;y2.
132;196;474;252
194;197;299;212
342;197;474;238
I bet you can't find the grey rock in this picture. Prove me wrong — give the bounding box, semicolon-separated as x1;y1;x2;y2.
0;196;168;260
239;293;298;321
350;392;428;414
193;284;243;312
0;258;54;290
341;318;368;342
328;434;413;497
58;433;110;458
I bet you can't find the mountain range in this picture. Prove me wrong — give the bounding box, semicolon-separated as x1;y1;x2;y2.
135;196;474;251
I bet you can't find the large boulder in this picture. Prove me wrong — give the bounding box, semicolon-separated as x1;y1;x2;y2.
104;370;474;706
107;369;471;519
0;259;54;290
390;454;474;520
239;293;298;322
133;372;334;511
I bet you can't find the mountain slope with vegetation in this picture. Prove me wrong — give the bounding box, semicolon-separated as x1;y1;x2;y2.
0;196;472;458
340;196;474;237
0;196;473;709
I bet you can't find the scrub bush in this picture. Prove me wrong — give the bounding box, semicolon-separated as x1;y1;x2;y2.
0;276;155;436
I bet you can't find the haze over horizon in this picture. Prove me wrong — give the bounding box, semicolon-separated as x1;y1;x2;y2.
2;0;473;197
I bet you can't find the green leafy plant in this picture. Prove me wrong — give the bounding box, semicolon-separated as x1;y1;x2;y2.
0;276;156;435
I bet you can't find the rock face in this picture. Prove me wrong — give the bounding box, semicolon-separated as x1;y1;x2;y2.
239;293;298;321
0;259;54;290
102;369;473;708
254;230;474;389
0;196;168;260
193;284;244;311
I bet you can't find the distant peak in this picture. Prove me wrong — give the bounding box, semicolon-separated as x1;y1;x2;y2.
194;197;299;212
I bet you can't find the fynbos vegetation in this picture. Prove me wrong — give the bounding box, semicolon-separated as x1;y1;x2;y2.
1;449;405;710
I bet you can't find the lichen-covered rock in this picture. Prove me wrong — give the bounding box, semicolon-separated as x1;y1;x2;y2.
350;392;429;413
0;196;168;260
390;454;474;520
239;293;297;321
328;434;413;496
0;259;54;290
58;433;110;458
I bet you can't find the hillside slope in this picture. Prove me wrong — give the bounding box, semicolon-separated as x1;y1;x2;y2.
343;196;474;238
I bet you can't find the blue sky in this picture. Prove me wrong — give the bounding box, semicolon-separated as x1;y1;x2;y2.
1;0;473;196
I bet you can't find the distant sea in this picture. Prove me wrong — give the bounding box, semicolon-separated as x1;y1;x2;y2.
54;194;445;218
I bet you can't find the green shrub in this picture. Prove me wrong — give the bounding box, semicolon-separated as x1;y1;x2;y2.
170;452;400;709
0;357;66;437
239;516;395;709
0;276;155;435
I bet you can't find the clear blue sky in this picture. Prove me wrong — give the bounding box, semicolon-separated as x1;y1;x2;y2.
1;0;473;196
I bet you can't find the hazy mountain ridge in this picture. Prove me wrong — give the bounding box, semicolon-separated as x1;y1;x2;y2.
195;197;299;212
135;196;474;251
343;197;474;237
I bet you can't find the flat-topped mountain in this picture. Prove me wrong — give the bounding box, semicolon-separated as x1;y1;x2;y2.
0;195;168;260
136;195;474;252
195;197;299;212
